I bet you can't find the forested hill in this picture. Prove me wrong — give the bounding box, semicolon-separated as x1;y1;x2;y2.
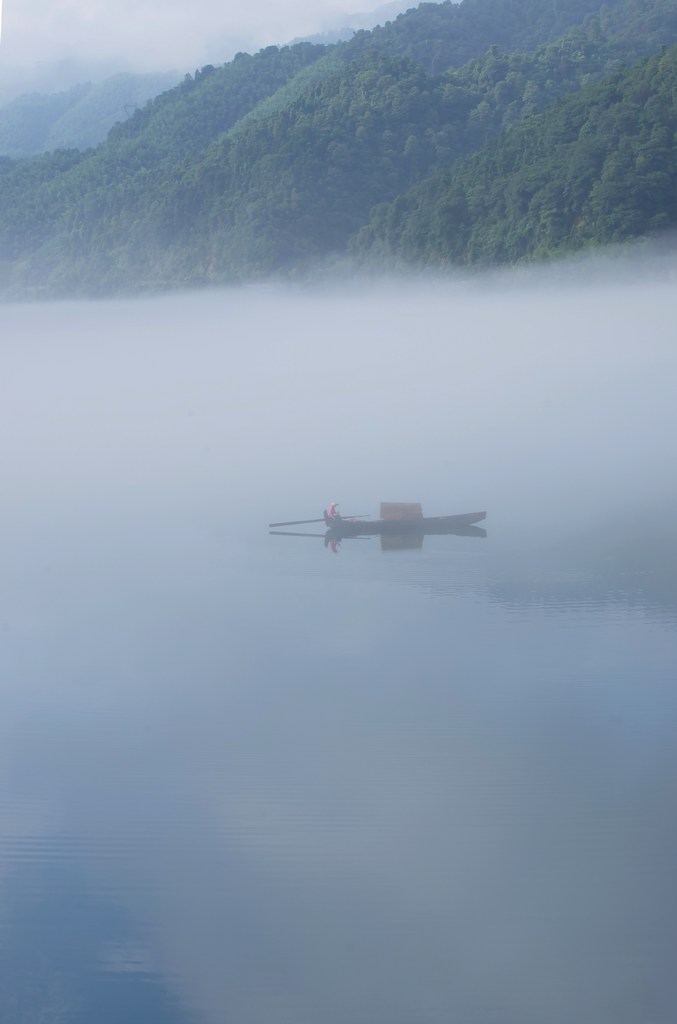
0;0;620;162
0;0;676;297
354;47;677;264
344;0;632;73
362;0;677;72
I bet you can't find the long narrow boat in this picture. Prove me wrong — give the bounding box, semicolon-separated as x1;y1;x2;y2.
269;503;487;550
327;510;486;538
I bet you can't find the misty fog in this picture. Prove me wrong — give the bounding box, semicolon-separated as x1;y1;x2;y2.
2;265;675;528
1;265;676;1024
0;0;417;79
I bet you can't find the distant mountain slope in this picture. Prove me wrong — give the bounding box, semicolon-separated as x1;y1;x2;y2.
0;0;675;296
0;59;131;106
293;0;423;45
355;47;677;264
0;73;180;157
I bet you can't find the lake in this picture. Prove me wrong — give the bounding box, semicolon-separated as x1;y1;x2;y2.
1;274;676;1023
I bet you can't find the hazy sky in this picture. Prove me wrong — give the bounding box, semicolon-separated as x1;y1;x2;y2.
0;0;397;71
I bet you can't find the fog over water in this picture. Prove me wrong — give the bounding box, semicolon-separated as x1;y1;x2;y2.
1;269;676;1023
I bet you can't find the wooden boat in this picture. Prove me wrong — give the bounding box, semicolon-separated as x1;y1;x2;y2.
326;508;486;538
269;503;487;550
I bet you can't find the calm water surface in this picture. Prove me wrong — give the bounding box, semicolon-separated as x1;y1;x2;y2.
1;279;676;1023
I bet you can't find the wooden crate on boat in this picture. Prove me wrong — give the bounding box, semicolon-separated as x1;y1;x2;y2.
380;502;423;522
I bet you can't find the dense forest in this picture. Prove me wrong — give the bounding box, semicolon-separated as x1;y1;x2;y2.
0;0;675;296
344;0;632;72
354;48;677;264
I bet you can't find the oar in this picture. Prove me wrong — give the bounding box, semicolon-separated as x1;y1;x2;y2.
268;515;369;528
269;518;325;527
269;530;327;538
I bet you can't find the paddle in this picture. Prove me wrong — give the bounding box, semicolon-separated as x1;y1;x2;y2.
269;530;327;538
268;515;369;528
269;518;325;527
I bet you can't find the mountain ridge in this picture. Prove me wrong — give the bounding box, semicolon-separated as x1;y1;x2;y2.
0;0;675;297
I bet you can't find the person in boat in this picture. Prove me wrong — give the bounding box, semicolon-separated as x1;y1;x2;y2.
324;502;341;527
